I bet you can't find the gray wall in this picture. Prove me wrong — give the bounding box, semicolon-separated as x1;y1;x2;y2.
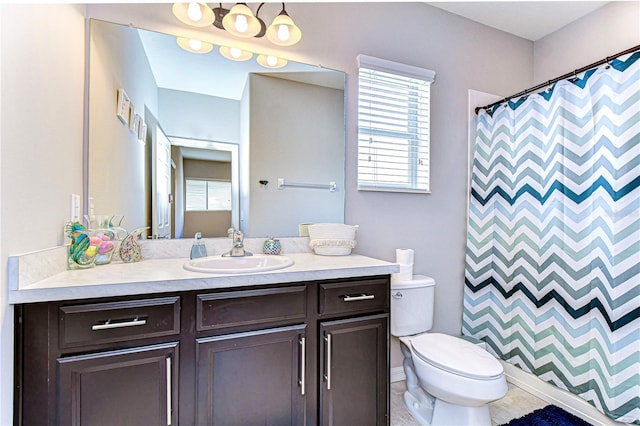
248;74;345;237
533;1;640;83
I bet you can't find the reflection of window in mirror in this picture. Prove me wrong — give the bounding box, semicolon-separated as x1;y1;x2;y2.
186;179;232;211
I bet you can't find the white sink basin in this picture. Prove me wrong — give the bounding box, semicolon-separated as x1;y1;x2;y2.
184;254;294;274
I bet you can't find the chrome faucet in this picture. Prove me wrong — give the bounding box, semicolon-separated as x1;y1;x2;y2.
222;229;252;257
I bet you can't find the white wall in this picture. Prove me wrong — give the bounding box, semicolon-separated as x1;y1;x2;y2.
0;4;86;424
88;19;158;232
158;88;241;143
534;1;640;84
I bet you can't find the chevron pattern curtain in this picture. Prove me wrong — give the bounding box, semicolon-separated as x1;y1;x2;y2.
463;51;640;424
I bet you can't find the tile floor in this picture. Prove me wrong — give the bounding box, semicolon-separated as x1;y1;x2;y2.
390;381;549;426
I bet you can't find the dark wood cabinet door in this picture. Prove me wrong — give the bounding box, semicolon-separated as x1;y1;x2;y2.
195;324;307;426
57;342;179;426
319;314;389;426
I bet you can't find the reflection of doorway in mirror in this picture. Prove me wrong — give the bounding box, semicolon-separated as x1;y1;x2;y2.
153;125;173;239
169;137;240;239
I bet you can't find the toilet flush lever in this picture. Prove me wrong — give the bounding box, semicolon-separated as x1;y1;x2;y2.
392;292;403;299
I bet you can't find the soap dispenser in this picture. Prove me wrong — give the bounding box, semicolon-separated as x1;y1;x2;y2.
190;232;207;259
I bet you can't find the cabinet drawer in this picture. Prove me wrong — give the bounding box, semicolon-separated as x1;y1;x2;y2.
59;296;181;348
197;285;307;332
319;277;389;316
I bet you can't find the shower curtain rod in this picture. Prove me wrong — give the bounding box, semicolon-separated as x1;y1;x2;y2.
474;44;640;114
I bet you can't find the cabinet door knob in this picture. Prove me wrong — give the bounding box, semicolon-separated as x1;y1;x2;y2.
392;292;403;299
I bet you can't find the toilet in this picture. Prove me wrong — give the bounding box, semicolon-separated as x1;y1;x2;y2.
391;276;507;426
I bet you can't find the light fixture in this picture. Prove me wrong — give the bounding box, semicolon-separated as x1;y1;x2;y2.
219;46;253;61
257;54;287;69
208;3;302;46
221;3;262;38
266;5;301;46
172;2;215;27
176;37;214;54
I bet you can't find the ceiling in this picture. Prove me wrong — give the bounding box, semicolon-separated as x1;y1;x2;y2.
427;1;610;41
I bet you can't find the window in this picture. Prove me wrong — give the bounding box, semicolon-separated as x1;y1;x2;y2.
185;179;232;211
357;55;435;193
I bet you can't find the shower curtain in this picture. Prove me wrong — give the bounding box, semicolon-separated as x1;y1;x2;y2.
463;51;640;424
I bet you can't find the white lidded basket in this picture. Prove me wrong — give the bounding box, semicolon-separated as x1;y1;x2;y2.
308;223;358;256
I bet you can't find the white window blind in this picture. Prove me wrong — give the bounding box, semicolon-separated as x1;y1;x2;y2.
185;179;232;211
357;54;435;193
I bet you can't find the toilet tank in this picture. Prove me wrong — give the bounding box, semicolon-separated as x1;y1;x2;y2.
390;275;436;337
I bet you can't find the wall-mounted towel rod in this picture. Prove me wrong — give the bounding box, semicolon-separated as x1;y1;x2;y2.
277;178;337;192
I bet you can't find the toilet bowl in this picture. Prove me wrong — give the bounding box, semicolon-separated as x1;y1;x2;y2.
391;276;507;425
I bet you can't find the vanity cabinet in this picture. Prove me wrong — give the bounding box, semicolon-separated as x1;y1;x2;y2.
17;296;181;426
57;342;178;426
193;286;308;425
319;315;388;425
317;277;390;425
195;325;306;424
15;276;389;426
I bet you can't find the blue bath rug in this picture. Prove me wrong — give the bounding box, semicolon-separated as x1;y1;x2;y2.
501;405;593;426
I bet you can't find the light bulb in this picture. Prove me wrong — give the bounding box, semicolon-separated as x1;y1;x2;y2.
257;54;287;68
230;48;242;59
234;15;248;33
189;39;203;51
187;2;202;23
177;37;213;54
266;12;301;46
277;24;290;42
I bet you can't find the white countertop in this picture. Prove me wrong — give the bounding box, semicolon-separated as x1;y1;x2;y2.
9;252;399;304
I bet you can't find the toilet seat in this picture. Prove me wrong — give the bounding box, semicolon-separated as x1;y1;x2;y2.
410;333;503;380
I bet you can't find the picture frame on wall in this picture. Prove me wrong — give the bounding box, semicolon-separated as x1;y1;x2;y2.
116;88;130;124
138;120;147;144
128;102;136;131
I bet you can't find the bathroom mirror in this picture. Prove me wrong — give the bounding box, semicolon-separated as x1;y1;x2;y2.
86;19;346;239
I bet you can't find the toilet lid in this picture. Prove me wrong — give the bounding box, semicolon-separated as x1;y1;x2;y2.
410;333;504;380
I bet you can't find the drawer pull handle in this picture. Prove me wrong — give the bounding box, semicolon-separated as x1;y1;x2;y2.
324;333;332;390
166;357;172;425
299;336;306;396
342;294;375;302
91;317;147;331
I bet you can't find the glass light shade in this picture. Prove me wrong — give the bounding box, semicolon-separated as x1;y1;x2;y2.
219;46;253;61
172;2;215;27
177;37;213;54
266;12;301;46
257;54;288;69
222;4;261;38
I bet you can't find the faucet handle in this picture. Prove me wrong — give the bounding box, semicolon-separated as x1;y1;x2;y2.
227;227;235;238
